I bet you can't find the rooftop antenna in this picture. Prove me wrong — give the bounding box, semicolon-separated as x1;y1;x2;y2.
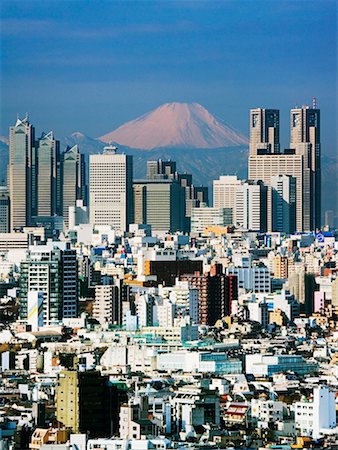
312;97;317;109
103;141;118;154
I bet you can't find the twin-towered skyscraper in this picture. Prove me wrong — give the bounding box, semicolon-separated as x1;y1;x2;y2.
8;115;87;231
248;104;321;232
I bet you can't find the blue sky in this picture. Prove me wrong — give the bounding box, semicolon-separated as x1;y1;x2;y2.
1;0;336;153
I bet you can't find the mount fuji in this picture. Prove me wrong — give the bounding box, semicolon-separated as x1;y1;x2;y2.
98;102;248;150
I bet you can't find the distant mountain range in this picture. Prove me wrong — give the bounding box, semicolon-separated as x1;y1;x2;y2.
0;103;336;217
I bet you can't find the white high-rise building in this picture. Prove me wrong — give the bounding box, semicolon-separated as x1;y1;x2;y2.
213;175;242;212
89;145;133;232
235;181;267;231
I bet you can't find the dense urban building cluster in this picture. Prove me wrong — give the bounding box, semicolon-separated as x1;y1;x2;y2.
0;104;337;450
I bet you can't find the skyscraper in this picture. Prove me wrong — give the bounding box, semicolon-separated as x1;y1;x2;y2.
133;179;185;233
248;104;321;232
33;131;60;218
235;180;267;231
147;159;176;180
248;150;304;231
89;145;133;232
62;145;87;229
290;105;321;230
8;115;35;230
0;187;10;232
271;174;296;234
249;108;280;155
213;176;242;213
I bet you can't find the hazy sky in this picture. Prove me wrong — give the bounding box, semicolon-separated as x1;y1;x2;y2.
1;0;336;153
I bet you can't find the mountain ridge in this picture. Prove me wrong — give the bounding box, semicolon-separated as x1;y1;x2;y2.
98;102;248;150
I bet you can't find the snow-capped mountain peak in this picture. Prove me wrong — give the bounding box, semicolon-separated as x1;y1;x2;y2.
98;102;248;150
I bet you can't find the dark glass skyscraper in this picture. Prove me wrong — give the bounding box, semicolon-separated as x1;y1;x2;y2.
61;145;87;229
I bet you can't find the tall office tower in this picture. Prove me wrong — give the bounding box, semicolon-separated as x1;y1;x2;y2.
33;131;60;217
19;243;78;323
8;115;35;230
194;186;209;206
0;187;10;232
62;145;87;229
290;105;321;229
133;179;185;233
249;108;280;155
213;175;242;217
271;174;296;234
249;149;304;231
147;159;176;180
56;370;114;437
89;145;133;232
235;181;267;231
177;173;197;231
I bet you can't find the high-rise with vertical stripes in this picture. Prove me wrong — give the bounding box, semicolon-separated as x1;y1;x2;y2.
8;115;35;230
89;145;133;232
248;104;321;232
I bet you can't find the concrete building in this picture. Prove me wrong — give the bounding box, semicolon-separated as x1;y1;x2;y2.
0;187;10;232
90;145;133;232
56;370;114;438
191;205;232;233
133;179;185;233
33;131;60;218
213;175;242;214
249;151;304;231
245;354;318;377
273;255;289;279
181;264;237;325
62;145;87;229
294;386;336;439
162;280;199;324
227;262;271;293
19;242;78;323
249;105;321;232
271;174;296;234
235;180;267;231
8;115;35;230
27;291;44;331
331;277;338;307
290;105;321;230
93;284;120;327
249;108;280;155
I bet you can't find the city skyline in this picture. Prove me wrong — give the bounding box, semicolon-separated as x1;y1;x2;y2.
1;1;336;155
1;3;338;448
